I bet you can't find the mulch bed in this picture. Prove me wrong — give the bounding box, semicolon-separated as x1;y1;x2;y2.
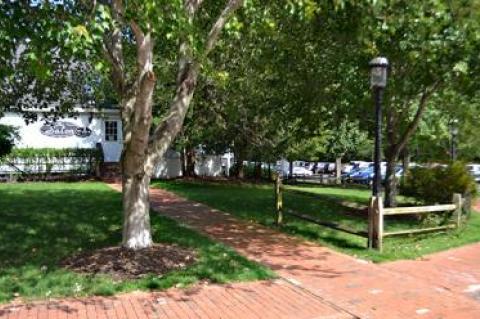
60;244;197;280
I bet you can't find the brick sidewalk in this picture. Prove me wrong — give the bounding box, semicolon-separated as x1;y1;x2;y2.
473;199;480;213
384;243;480;300
0;281;353;319
2;184;480;318
143;185;480;319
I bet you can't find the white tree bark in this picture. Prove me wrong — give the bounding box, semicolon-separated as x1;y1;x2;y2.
335;157;342;184
120;27;155;249
122;173;153;249
105;0;243;250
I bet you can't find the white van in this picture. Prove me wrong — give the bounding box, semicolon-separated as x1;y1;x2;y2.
467;164;480;182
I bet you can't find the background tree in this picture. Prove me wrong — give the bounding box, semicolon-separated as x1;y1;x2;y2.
325;119;370;182
359;0;480;206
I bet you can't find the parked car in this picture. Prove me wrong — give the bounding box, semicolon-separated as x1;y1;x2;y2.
351;161;371;169
312;162;329;174
292;166;313;176
467;164;480;182
342;168;359;183
350;167;375;184
325;162;335;173
350;166;403;185
342;166;368;183
341;163;355;174
304;162;316;171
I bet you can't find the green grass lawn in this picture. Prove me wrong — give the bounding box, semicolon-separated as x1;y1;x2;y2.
154;180;480;263
0;182;273;303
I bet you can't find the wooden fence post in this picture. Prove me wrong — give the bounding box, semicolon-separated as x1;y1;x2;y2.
452;193;463;228
274;173;283;225
368;196;384;251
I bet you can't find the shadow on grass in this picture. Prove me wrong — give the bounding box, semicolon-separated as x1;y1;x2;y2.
280;223;367;251
0;183;123;268
0;183;273;303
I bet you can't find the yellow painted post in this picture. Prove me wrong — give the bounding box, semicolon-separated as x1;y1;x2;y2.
368;196;384;251
452;193;463;228
274;173;283;225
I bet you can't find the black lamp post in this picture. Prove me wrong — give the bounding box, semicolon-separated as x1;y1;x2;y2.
450;119;459;161
369;57;389;197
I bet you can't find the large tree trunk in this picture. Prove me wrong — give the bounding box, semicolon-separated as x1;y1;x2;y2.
105;0;244;250
401;147;410;183
233;155;245;178
232;144;246;178
122;173;152;249
384;156;398;208
180;147;186;176
383;83;440;207
185;147;196;177
312;161;318;174
254;161;262;180
335;157;342;184
118;19;156;249
236;162;245;178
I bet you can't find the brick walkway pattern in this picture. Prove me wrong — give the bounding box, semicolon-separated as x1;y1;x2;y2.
0;281;352;319
473;199;480;213
145;186;480;319
1;184;480;318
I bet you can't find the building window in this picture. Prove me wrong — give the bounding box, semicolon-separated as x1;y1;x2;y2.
105;121;118;141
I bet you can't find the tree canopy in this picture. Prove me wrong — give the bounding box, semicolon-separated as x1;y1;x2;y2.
2;0;480;225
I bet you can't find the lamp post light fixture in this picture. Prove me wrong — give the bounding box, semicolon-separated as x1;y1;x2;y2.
450;119;459;161
369;57;389;197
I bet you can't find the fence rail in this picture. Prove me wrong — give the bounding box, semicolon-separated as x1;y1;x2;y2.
286;174;339;185
285;209;368;237
383;225;456;237
382;204;456;215
274;174;463;252
368;194;463;251
274;174;368;238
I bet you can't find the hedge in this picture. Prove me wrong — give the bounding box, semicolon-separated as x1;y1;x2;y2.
0;148;103;180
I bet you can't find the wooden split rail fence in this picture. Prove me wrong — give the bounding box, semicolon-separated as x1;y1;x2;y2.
274;174;464;252
274;174;369;239
368;194;463;251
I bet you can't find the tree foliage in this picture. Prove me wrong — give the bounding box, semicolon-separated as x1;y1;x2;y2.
0;125;17;158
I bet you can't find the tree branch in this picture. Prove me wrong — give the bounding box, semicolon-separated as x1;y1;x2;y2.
185;0;205;16
130;21;154;76
203;0;243;57
143;0;244;174
102;31;124;94
103;0;126;96
394;80;442;156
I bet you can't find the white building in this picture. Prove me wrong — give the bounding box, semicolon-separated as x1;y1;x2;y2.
0;109;228;179
0;109;123;162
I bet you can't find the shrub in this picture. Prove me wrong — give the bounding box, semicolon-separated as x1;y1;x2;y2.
400;162;477;205
229;162;273;180
0;125;17;159
0;148;103;180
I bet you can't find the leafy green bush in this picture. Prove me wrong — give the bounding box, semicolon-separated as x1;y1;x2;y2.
0;148;103;178
0;125;17;159
229;162;273;180
400;162;477;205
4;148;102;159
243;163;272;180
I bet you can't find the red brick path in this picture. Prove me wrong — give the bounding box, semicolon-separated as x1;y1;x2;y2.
0;281;352;319
2;184;480;318
145;186;480;318
473;199;480;213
